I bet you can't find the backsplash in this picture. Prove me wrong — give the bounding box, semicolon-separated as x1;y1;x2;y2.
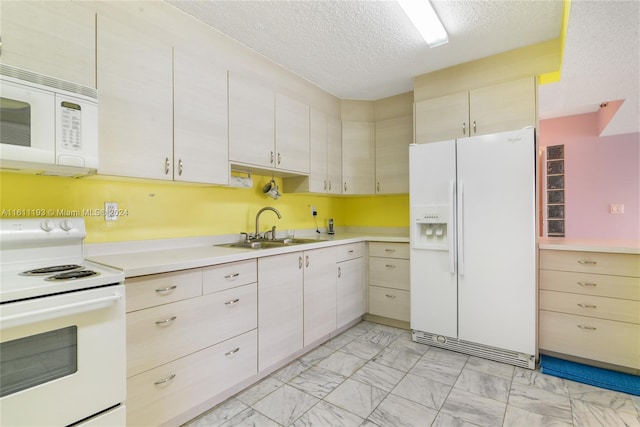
0;173;409;243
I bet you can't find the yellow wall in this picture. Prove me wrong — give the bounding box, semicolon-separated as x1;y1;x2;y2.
0;173;409;243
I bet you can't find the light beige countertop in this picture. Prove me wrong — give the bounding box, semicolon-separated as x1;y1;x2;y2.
88;231;409;278
539;237;640;255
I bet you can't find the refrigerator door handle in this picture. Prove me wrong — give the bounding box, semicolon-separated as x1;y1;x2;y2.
449;180;456;274
459;181;465;276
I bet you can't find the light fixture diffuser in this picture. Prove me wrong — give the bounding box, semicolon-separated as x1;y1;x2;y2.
397;0;449;47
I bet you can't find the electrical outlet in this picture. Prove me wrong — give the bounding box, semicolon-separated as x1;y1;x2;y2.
310;205;317;216
105;202;118;221
610;203;624;214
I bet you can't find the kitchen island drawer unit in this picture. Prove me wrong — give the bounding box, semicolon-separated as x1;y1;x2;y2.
203;259;257;294
126;269;202;312
539;269;640;300
368;286;410;322
539;311;639;369
540;250;640;277
126;282;257;377
126;329;257;427
539;248;639;371
539;289;639;324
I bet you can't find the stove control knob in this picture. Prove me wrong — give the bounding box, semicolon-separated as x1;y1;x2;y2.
60;219;75;231
41;220;56;232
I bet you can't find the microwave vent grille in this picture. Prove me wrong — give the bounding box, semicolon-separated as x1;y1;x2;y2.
0;64;97;100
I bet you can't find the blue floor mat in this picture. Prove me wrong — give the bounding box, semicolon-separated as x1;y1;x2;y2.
540;355;640;396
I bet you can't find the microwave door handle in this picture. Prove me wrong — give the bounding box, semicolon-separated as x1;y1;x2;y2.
0;292;122;329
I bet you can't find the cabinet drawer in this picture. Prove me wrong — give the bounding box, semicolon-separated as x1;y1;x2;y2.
368;242;409;259
368;257;410;290
126;270;202;312
539;310;640;369
539;269;640;301
335;242;364;262
540;290;639;324
203;259;257;294
540;250;640;277
368;286;410;322
126;329;257;427
127;283;257;377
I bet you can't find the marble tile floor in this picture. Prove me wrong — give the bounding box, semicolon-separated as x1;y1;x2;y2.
185;321;640;427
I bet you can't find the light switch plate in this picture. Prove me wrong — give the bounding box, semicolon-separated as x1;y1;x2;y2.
610;203;624;214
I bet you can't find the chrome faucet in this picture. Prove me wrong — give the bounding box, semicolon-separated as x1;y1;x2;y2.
255;207;282;239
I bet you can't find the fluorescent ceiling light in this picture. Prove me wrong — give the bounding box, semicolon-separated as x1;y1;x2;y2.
397;0;449;47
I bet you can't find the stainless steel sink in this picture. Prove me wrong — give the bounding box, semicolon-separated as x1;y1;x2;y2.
217;237;327;250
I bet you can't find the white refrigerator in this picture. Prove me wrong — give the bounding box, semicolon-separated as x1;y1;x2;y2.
409;128;537;369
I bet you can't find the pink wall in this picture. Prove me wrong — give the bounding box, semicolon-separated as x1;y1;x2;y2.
540;113;640;240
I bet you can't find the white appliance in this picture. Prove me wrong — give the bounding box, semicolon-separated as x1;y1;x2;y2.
0;218;126;426
410;128;537;369
0;64;98;176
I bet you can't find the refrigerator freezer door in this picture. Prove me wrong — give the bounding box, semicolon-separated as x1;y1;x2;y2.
409;141;458;337
456;128;536;355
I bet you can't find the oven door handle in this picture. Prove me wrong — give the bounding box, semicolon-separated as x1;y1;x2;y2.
1;292;123;329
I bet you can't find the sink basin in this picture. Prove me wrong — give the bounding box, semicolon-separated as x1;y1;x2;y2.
217;237;327;250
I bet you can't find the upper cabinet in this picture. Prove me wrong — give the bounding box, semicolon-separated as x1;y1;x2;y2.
275;94;310;174
97;13;174;180
0;1;96;87
229;74;310;175
228;73;275;169
342;121;375;195
97;13;228;184
173;45;229;185
375;115;411;194
284;110;341;194
415;77;537;144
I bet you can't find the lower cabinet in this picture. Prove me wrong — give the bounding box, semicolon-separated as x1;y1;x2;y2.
303;247;338;346
258;252;304;371
336;243;365;328
367;242;410;323
124;260;258;426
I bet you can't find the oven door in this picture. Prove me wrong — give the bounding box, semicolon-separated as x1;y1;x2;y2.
0;285;125;426
0;78;56;164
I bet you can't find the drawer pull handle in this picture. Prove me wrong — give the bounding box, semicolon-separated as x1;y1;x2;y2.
338;266;342;278
155;316;177;325
348;250;354;254
385;264;396;268
385;294;396;299
577;325;597;330
577;260;597;265
155;285;177;293
577;303;597;309
224;273;240;279
154;374;176;385
385;249;396;253
577;282;597;287
225;347;240;356
225;298;240;306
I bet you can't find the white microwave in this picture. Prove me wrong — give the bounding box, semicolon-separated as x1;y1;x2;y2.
0;64;98;176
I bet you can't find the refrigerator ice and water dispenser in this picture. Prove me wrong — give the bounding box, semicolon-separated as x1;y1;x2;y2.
412;205;449;250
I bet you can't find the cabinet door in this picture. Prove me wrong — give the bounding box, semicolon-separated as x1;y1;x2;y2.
0;1;95;87
375;115;411;194
303;247;337;346
173;46;229;185
469;77;536;136
326;116;343;194
97;14;173;179
308;108;328;192
258;252;304;371
342;121;375;194
336;257;365;329
415;92;468;143
228;73;274;168
275;94;310;174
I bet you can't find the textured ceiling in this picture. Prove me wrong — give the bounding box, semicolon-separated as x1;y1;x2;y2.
167;0;639;135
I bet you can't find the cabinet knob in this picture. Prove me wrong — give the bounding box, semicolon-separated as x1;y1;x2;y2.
270;151;274;164
225;298;240;306
577;303;597;309
164;157;170;175
377;182;380;192
385;294;397;299
299;256;303;269
344;182;347;192
155;285;177;294
305;255;310;268
225;347;240;357
178;159;183;176
224;273;240;280
385;264;396;268
154;374;176;386
324;180;327;191
328;181;332;191
155;316;177;325
577;325;597;331
337;266;342;278
277;152;281;165
473;121;476;134
577;260;597;265
577;281;597;287
462;122;466;135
